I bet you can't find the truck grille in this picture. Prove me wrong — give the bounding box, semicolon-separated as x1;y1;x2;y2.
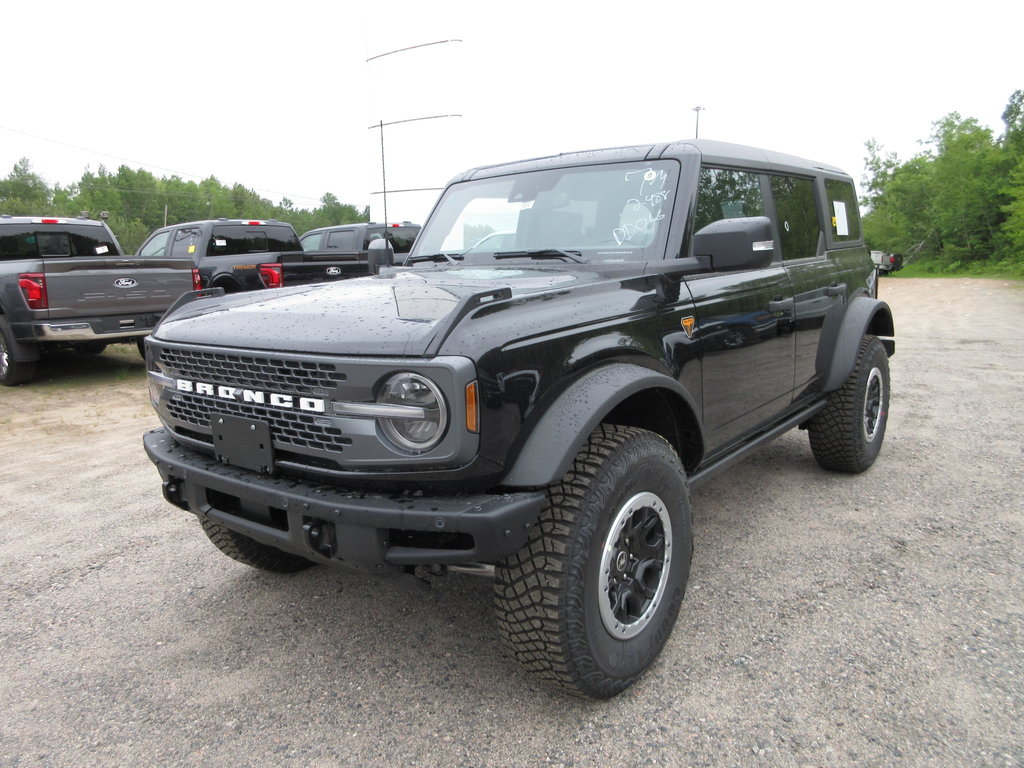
158;347;345;394
167;393;352;453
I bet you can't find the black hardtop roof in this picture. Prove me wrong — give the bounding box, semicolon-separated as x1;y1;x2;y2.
451;138;850;184
0;215;109;227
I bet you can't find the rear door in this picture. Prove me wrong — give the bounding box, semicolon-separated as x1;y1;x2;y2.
38;222;192;320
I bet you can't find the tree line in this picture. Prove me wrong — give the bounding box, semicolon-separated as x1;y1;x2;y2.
862;90;1024;276
4;92;1023;275
0;161;367;253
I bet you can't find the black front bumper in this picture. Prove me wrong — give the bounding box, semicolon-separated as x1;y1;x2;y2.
144;428;545;573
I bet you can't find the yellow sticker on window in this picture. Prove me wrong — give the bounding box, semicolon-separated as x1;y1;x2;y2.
188;244;196;253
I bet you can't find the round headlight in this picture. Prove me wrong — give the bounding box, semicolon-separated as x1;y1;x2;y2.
377;373;448;453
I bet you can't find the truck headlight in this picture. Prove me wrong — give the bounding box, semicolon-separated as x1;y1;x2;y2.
377;373;448;452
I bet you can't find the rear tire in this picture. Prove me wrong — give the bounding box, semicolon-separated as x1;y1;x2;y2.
808;335;890;472
494;424;692;699
200;517;314;573
0;326;35;386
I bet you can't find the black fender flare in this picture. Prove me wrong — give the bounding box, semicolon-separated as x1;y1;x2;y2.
499;363;702;488
820;296;895;392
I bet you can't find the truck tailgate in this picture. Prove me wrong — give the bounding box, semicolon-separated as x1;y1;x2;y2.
42;256;194;320
278;251;369;285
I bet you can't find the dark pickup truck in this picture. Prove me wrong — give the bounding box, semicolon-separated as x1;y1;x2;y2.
0;215;197;385
135;218;373;292
143;139;894;698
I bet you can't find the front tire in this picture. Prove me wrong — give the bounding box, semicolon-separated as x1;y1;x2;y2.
200;517;314;573
808;334;890;472
494;425;692;699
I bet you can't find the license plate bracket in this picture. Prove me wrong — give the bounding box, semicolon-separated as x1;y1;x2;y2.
211;413;274;474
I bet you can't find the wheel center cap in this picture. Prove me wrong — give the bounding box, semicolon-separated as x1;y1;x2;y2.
615;550;629;572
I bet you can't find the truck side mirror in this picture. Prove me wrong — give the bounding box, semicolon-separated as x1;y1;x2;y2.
367;238;394;274
692;216;775;271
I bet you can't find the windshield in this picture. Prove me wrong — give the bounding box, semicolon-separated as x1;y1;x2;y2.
412;160;679;262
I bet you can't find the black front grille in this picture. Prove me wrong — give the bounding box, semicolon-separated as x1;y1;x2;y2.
168;392;353;453
159;347;345;394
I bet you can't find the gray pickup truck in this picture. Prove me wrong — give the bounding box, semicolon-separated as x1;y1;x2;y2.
0;215;197;385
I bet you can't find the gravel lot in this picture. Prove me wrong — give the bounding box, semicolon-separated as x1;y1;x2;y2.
1;278;1022;768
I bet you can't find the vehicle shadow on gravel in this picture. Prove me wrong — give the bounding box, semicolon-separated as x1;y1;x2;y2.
29;344;146;387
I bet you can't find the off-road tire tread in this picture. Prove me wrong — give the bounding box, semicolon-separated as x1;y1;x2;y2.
200;517;314;573
494;424;687;698
808;334;888;473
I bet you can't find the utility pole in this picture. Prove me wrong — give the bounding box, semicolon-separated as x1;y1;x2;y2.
693;106;705;138
367;39;463;221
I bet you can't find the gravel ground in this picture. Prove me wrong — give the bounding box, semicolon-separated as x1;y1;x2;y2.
1;278;1022;768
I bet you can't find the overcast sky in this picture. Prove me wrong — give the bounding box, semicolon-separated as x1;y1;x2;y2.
3;0;1020;224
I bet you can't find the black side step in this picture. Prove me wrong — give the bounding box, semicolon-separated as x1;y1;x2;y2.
687;400;827;490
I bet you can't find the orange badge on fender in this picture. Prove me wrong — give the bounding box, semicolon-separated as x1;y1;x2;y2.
681;316;696;339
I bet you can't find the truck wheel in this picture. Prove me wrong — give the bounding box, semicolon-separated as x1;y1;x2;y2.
808;334;890;473
0;326;35;386
199;517;314;573
494;424;691;699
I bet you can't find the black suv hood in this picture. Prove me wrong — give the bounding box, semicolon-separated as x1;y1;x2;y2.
154;265;610;356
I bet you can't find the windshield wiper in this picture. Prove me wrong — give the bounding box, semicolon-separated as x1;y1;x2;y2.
493;249;588;263
405;253;464;265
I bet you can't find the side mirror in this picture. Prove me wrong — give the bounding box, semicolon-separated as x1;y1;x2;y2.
367;238;394;274
692;216;775;271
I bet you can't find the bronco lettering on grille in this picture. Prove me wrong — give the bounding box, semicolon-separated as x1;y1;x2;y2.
174;378;326;413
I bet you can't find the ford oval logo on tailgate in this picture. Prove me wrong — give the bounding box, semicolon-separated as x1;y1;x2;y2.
114;277;138;288
326;267;342;276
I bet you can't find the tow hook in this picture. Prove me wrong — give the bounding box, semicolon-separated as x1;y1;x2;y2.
162;479;188;511
303;518;336;558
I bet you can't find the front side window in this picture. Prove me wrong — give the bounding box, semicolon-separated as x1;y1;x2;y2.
138;231;171;258
770;175;820;260
694;168;764;233
413;161;680;261
301;232;323;251
825;178;862;242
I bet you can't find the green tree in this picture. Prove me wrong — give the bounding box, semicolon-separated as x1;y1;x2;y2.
0;158;51;213
927;114;1007;267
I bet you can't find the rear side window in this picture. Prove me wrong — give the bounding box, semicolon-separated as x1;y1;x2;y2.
209;225;301;255
0;224;120;260
171;227;203;258
694;168;764;232
825;178;862;242
371;226;418;253
770;175;821;260
325;229;358;250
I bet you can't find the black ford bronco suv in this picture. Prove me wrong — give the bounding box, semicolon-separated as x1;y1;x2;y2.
143;140;894;698
0;215;197;385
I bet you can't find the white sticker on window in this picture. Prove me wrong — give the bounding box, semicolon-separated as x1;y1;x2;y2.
95;245;109;255
214;238;227;247
833;202;849;237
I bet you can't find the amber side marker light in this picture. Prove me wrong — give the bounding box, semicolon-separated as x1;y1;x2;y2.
465;381;479;433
